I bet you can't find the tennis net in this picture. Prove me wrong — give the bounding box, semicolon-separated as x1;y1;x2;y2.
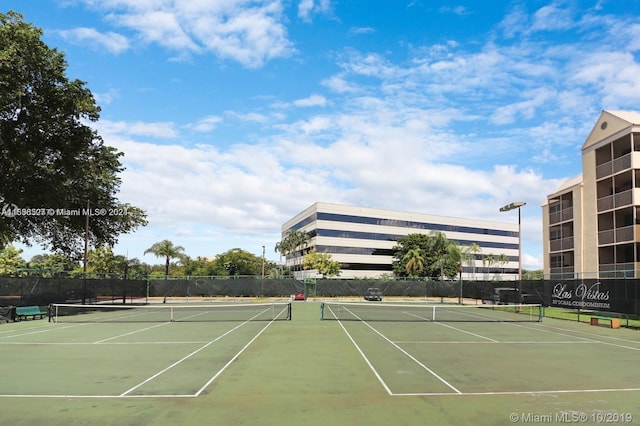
49;301;292;323
320;302;543;322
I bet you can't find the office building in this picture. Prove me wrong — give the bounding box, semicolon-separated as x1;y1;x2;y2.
282;202;519;279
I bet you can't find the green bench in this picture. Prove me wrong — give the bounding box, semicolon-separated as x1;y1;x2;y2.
15;306;47;321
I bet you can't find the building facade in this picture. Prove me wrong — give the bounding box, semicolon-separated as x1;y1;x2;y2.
543;110;640;279
282;202;520;279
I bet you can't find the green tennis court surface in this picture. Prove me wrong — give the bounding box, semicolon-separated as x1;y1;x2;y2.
1;301;639;425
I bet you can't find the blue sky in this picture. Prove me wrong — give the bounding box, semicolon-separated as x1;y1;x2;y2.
5;0;640;270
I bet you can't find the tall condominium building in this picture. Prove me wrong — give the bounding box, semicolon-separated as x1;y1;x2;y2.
281;202;519;279
543;110;640;279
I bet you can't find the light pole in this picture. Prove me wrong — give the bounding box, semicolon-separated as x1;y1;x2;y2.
499;201;526;281
261;245;265;297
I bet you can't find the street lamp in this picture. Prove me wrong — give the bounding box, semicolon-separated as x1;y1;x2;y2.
261;245;265;297
499;201;526;281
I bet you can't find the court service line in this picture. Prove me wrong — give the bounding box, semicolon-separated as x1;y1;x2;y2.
332;306;461;395
433;322;499;342
0;323;90;340
533;322;640;346
335;318;394;395
194;318;278;397
504;324;640;351
401;311;499;342
392;386;640;397
358;320;462;394
120;317;264;396
93;322;170;344
120;305;276;397
394;340;595;345
511;322;640;352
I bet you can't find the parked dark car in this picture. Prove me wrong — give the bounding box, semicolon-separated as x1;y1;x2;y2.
364;287;383;301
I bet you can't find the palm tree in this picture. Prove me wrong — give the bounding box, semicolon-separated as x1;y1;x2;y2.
144;240;186;278
403;247;425;277
463;243;481;280
496;253;509;278
276;229;310;277
426;231;461;280
483;254;496;280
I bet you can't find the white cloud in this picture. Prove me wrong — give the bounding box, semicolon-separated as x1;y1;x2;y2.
570;52;640;106
348;27;375;35
224;111;270;123
531;2;576;32
293;95;327;107
297;0;331;22
321;74;359;93
56;27;129;54
77;0;294;68
98;120;179;139
190;115;223;132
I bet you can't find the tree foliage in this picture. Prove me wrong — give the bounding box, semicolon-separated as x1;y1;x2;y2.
28;252;78;273
215;248;263;276
0;11;147;255
393;231;464;280
0;244;26;275
302;248;341;277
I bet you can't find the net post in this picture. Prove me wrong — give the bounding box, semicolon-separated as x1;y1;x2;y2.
539;305;544;322
47;303;52;323
320;302;324;320
288;302;292;320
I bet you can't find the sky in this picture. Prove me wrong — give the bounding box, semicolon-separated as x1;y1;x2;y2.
4;0;640;270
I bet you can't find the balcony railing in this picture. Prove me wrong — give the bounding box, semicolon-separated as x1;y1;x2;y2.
597;189;633;212
598;225;634;245
596;153;632;179
598;262;636;278
598;229;614;245
615;225;634;242
549;237;574;252
548;207;574;225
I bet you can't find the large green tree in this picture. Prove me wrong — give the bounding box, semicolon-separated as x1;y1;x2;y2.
393;231;462;280
0;11;147;254
215;248;263;276
28;252;78;275
0;244;26;275
302;248;341;278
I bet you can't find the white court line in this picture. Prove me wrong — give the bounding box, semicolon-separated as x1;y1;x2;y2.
328;305;461;395
394;340;595;345
194;318;276;397
0;323;89;340
93;322;170;344
392;387;640;397
434;321;499;342
0;341;210;345
509;321;640;352
0;311;283;399
335;318;394;395
120;305;281;397
401;310;499;342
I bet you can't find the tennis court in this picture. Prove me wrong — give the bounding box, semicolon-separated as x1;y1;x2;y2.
0;300;638;425
2;301;291;398
321;301;640;397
